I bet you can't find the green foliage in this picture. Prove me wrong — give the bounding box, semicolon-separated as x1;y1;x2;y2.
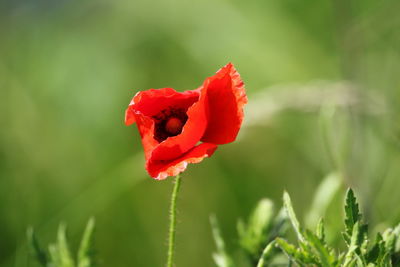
77;218;96;267
237;199;275;256
256;241;276;267
28;219;96;267
210;215;235;267
211;199;289;267
283;191;305;243
343;189;368;248
211;187;400;266
277;189;400;267
305;173;342;227
27;228;48;266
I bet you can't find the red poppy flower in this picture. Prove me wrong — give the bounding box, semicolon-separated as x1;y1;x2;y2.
125;63;247;179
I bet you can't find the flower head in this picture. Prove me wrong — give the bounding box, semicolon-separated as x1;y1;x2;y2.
125;63;247;179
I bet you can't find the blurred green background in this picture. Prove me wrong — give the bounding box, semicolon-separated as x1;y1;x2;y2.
1;0;400;266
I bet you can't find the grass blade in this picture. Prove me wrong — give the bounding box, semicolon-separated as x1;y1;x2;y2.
283;191;305;243
78;218;96;267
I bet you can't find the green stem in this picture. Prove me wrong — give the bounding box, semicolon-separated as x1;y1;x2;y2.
256;241;275;267
166;174;181;267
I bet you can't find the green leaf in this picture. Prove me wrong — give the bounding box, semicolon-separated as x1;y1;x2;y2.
379;252;392;267
366;233;383;263
375;236;390;266
305;172;342;227
343;222;360;267
237;219;246;241
393;224;400;253
78;218;96;267
267;207;290;241
283;191;305;243
28;220;98;267
276;238;316;266
237;199;275;257
27;227;48;266
57;223;75;267
344;188;362;246
346;258;358;267
360;223;369;254
316;218;325;243
256;241;275;267
210;214;234;267
249;199;274;237
49;243;62;266
304;230;336;267
392;224;400;266
275;238;304;266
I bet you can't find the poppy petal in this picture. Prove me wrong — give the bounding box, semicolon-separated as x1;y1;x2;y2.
150;89;208;161
125;63;246;179
200;63;247;144
125;88;199;121
125;88;200;160
132;113;159;161
125;105;137;126
147;143;218;180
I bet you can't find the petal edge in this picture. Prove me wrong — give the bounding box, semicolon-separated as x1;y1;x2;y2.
147;143;218;179
201;63;247;144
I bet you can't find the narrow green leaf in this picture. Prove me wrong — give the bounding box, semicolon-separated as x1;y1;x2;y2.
256;241;275;267
379;252;392;267
343;222;360;267
236;219;246;241
359;223;369;254
237;199;275;256
355;254;366;266
210;214;234;267
375;237;389;266
305;172;342;227
366;233;383;263
275;238;305;266
276;237;318;266
337;252;345;264
48;243;61;266
57;223;75;267
304;230;336;267
78;218;96;267
210;215;226;254
268;207;290;241
393;224;400;253
382;228;396;255
283;191;305;243
249;199;274;237
26;227;48;266
316;218;325;242
346;258;357;267
391;224;400;266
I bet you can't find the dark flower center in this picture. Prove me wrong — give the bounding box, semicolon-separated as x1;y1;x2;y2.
153;107;188;142
165;117;183;135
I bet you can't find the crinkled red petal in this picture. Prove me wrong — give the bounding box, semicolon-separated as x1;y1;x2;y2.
132;113;159;160
125;88;199;124
125;63;246;180
124;88;200;161
147;143;218;180
200;63;247;144
150;88;208;161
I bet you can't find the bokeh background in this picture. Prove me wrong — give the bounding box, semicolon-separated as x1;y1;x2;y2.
1;0;400;266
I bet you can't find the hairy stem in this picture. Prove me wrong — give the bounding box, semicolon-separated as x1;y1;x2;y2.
166;174;181;267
